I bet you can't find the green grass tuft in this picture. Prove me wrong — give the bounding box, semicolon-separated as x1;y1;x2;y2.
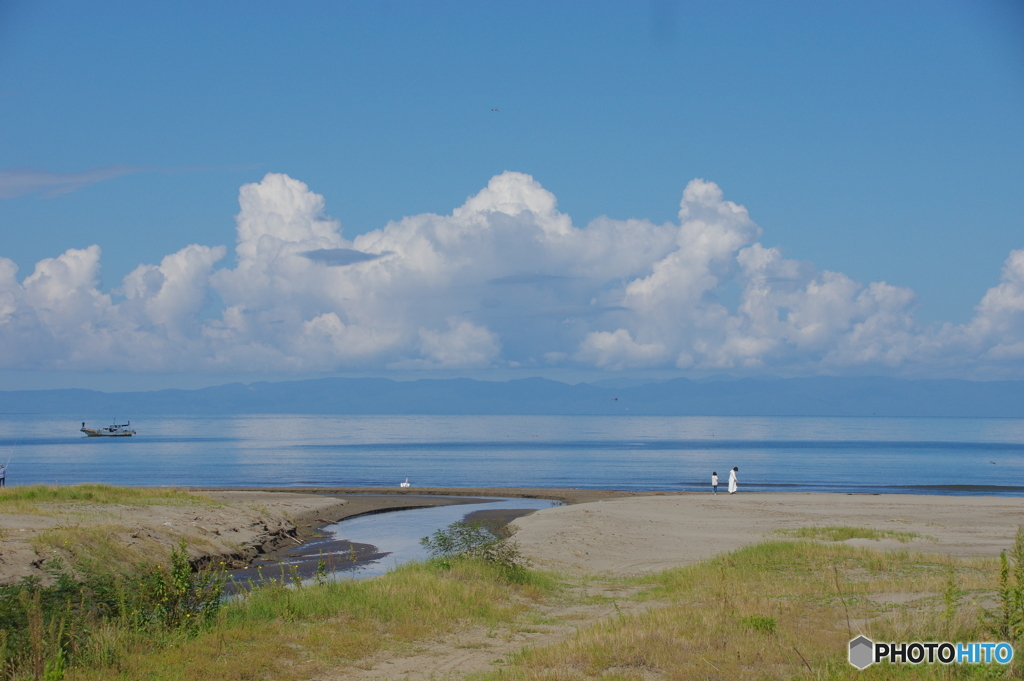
0;484;218;508
739;614;777;634
773;525;928;543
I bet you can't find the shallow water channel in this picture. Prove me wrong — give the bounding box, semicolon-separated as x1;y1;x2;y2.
227;496;559;588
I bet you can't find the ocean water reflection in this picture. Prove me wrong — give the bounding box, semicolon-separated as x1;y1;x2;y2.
0;414;1021;495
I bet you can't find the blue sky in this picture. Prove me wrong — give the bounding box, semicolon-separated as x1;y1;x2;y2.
0;0;1022;389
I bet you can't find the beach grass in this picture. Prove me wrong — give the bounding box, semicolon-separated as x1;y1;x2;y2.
0;484;226;578
63;557;558;681
0;484;218;516
773;525;931;544
30;524;173;574
472;539;1013;680
2;525;1018;680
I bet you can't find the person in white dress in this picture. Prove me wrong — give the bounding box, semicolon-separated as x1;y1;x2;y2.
728;467;739;494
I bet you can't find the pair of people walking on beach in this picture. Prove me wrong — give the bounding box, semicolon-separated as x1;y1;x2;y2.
711;467;738;495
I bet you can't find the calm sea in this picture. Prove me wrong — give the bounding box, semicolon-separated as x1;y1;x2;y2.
0;414;1022;495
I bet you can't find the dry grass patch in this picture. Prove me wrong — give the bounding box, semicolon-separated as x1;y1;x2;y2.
31;524;169;573
67;557;558;681
30;515;225;575
475;540;1014;680
3;485;226;570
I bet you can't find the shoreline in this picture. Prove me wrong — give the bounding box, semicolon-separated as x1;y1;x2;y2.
188;487;659;545
191;484;1024;499
190;486;672;507
4;486;1023;586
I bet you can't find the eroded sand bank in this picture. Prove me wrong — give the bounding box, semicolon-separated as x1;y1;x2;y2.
0;490;491;585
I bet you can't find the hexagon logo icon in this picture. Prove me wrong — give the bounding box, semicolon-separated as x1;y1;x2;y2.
849;636;874;669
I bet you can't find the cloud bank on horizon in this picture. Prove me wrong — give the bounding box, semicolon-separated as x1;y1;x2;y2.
1;172;1022;379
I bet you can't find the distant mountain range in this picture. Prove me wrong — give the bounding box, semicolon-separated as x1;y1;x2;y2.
1;376;1022;417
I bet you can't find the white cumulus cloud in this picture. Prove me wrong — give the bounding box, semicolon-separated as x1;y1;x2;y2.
574;329;669;370
0;171;1021;378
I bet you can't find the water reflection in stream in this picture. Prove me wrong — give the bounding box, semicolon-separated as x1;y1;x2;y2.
328;497;558;579
228;496;558;588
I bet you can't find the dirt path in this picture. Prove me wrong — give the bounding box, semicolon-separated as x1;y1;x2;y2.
316;580;659;681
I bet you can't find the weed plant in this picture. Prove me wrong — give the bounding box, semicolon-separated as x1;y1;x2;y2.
0;542;224;680
421;520;533;583
989;526;1024;643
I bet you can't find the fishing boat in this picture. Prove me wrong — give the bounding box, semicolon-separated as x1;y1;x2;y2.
80;421;136;437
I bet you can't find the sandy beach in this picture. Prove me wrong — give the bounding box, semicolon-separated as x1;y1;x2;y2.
3;487;1022;586
511;492;1024;576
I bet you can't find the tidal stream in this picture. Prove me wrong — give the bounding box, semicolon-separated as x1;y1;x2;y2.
227;496;559;588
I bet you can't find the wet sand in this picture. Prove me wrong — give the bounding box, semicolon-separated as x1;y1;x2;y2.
194;486;662;508
462;507;540;529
